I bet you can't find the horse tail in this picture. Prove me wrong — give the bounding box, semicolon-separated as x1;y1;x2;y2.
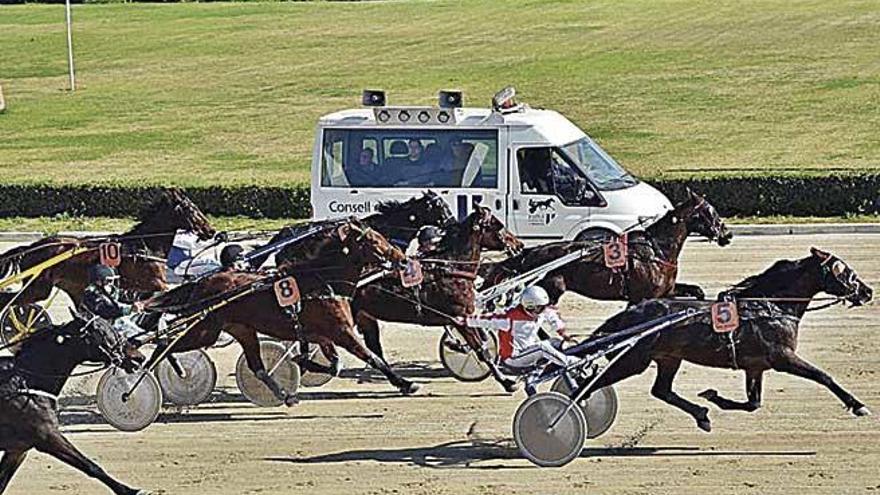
0;244;31;279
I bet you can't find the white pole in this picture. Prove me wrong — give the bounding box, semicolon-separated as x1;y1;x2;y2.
64;0;76;91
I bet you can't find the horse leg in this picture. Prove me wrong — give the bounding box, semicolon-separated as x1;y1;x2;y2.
650;358;712;432
355;311;384;360
457;325;517;393
229;326;298;406
770;351;870;416
539;274;566;305
331;325;419;395
698;369;764;412
672;282;705;300
34;432;143;495
0;449;28;493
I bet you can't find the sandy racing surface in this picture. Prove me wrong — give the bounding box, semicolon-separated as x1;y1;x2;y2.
5;234;880;495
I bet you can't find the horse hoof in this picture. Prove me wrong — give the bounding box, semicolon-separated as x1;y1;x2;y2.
696;419;712;432
284;395;300;407
400;383;421;395
853;406;872;416
502;380;519;394
697;389;718;401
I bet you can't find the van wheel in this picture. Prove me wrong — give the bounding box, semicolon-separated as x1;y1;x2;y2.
575;228;615;244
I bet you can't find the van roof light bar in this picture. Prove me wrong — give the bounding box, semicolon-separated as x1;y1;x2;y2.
362;89;386;107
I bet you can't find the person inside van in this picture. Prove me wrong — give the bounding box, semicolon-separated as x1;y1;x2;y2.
347;147;380;186
519;148;554;194
407;139;424;165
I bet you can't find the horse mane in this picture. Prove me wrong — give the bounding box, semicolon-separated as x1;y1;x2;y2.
434;211;475;256
374;198;407;215
724;258;809;297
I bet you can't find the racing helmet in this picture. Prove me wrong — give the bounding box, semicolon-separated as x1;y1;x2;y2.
89;264;119;285
418;226;444;246
521;286;550;313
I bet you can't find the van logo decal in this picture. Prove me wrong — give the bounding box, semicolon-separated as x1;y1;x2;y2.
328;200;372;214
527;198;556;225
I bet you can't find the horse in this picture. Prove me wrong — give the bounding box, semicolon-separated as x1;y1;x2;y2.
352;205;525;392
249;191;456;269
146;218;414;404
576;248;873;432
481;190;733;305
0;317;147;494
0;188;215;308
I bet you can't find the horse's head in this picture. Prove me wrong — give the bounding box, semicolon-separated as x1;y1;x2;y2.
337;218;407;269
811;248;873;306
467;205;523;256
140;188;215;241
57;316;142;372
678;189;732;246
375;191;456;231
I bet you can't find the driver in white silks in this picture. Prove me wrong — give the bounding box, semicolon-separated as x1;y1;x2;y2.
166;229;225;283
466;286;580;371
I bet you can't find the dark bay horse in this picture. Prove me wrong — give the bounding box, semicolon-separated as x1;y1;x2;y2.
250;191;455;269
352;205;525;391
579;248;873;432
481;190;733;305
0;189;215;308
0;318;147;494
147;218;414;404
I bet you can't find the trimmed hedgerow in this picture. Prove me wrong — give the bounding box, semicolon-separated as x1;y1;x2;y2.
0;175;876;220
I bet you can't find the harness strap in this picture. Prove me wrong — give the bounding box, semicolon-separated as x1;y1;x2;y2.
18;388;58;403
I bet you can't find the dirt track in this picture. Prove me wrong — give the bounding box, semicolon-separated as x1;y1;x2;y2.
6;234;880;495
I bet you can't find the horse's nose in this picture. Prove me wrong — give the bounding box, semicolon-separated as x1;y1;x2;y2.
861;284;873;303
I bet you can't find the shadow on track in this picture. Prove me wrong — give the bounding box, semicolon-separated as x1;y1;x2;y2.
265;440;816;470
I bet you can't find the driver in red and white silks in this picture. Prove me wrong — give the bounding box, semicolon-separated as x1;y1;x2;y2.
467;286;579;370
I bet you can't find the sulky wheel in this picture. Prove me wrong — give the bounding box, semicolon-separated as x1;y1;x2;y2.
299;344;335;388
96;367;162;432
235;340;301;407
438;327;498;382
551;377;619;439
1;303;53;346
155;349;217;406
513;391;587;468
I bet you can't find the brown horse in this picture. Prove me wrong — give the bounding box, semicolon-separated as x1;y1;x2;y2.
579;248;873;432
481;190;732;305
0;317;147;494
0;189;215;308
352;205;525;392
146;218;414;404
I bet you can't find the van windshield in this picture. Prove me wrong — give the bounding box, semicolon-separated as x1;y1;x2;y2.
560;137;637;190
321;128;498;189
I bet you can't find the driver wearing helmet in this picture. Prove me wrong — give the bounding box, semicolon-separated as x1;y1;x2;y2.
467;285;579;371
81;264;146;342
405;225;444;258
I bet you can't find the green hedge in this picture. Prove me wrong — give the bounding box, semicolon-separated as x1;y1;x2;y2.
0;175;876;219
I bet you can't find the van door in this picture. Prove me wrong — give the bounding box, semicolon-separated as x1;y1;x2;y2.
509;146;592;242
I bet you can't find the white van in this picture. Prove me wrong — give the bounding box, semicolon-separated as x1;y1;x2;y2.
311;88;672;243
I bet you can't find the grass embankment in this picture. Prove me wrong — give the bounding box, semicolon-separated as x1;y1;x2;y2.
1;0;878;188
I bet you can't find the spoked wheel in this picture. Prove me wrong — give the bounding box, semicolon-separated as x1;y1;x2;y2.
513;391;587;467
96;367;162;432
439;327;498;382
0;303;53;346
299;344;335;388
551;377;619;439
235;340;301;407
155;349;217;406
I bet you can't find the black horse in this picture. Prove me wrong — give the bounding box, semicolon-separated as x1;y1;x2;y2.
578;248;873;432
0;318;147;494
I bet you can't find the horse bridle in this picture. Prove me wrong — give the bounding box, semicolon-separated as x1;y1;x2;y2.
818;253;862;302
689;197;725;241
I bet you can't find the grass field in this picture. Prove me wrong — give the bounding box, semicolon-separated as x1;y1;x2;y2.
1;0;878;187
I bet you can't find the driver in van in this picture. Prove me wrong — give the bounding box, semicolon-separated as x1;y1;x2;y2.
407;139;424;165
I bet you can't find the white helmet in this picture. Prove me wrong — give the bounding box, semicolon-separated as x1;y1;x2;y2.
521;286;550;312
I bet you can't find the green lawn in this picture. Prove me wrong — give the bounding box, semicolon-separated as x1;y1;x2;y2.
1;0;878;187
